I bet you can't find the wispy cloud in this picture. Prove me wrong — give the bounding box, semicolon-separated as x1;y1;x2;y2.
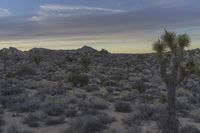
40;4;124;13
0;1;200;52
32;4;124;21
0;8;10;17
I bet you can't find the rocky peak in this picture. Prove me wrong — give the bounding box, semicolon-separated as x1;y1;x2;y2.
76;45;98;53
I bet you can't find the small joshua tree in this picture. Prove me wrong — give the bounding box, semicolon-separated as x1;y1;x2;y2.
126;59;131;80
152;30;200;133
79;55;91;71
29;53;42;67
0;49;8;71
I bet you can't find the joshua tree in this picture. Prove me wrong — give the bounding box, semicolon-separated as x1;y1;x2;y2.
29;53;42;67
0;49;8;71
126;59;131;80
152;30;200;133
79;55;91;71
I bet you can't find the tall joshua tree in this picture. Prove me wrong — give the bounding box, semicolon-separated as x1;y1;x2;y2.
152;30;200;133
0;49;8;71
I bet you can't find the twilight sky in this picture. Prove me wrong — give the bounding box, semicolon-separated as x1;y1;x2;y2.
0;0;200;53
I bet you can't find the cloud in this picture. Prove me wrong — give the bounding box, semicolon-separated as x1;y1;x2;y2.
0;4;200;51
0;8;10;17
40;4;124;13
31;4;124;21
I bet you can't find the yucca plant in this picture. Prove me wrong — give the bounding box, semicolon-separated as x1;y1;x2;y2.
29;53;42;67
79;55;91;71
152;30;200;133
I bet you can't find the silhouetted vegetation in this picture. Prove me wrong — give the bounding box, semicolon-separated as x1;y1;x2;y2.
152;30;200;133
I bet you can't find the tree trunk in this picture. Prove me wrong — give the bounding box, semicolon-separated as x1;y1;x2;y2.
166;82;179;133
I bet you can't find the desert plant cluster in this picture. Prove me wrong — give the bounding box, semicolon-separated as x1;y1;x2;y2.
0;33;199;133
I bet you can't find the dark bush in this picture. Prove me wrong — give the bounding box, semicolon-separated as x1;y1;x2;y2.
89;97;108;110
136;104;154;120
78;101;101;116
180;125;200;133
29;53;42;67
65;115;107;133
65;107;77;117
42;101;65;116
156;113;180;133
79;55;91;70
39;87;66;96
0;116;6;127
5;72;16;79
123;113;142;126
65;55;76;62
190;109;200;122
45;116;65;125
0;94;27;109
11;98;40;113
68;73;89;87
84;85;99;92
97;113;115;125
127;125;142;133
23;113;40;127
114;101;132;113
16;66;36;76
0;80;24;96
133;80;147;93
159;93;167;103
6;126;33;133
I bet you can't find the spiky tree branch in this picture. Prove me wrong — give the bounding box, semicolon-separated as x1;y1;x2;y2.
152;30;197;133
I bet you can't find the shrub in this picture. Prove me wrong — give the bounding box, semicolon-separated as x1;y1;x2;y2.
79;55;91;70
0;87;24;96
5;72;16;79
68;73;89;87
0;80;24;96
65;115;107;133
156;113;180;133
11;98;40;113
159;93;167;103
0;94;29;109
65;55;76;62
114;101;132;113
16;66;36;76
123;113;142;126
6;126;33;133
29;53;42;67
89;97;108;110
22;113;40;127
180;125;200;133
97;113;115;125
135;104;155;120
40;87;66;96
84;85;99;92
133;80;147;93
42;99;66;116
78;101;100;115
127;125;142;133
0;116;5;127
45;116;65;125
190;109;200;122
176;100;191;116
65;107;77;117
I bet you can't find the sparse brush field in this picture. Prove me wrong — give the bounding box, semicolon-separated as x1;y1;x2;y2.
0;46;199;133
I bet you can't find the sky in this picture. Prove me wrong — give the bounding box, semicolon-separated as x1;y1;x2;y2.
0;0;200;53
